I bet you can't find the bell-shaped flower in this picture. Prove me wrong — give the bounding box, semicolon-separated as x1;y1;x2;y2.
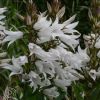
16;56;28;65
1;30;23;47
49;46;67;61
59;34;79;50
76;46;90;63
35;61;55;78
28;71;41;92
64;46;90;70
28;43;52;61
0;57;23;77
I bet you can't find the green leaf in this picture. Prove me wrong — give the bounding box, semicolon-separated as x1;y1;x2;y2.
73;82;84;100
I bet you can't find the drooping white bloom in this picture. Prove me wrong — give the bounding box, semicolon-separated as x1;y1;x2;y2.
16;56;28;65
35;60;55;78
59;34;79;50
0;57;23;77
28;43;53;61
0;8;23;46
49;46;68;61
28;71;41;92
75;46;90;63
0;7;7;15
1;30;23;46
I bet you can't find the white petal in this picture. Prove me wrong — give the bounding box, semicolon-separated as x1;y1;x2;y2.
56;6;65;18
0;8;7;14
65;22;79;29
63;14;76;25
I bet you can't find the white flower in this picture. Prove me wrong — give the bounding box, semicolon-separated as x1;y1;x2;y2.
59;34;79;50
0;57;23;77
28;43;52;61
1;30;23;47
49;46;68;61
0;7;7;15
28;71;41;92
62;15;79;34
33;12;52;30
64;68;84;80
35;61;55;78
16;56;28;65
75;46;90;66
43;87;59;98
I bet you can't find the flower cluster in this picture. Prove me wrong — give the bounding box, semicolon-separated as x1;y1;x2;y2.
0;2;100;99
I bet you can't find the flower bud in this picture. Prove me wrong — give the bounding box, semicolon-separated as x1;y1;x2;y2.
26;14;32;25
